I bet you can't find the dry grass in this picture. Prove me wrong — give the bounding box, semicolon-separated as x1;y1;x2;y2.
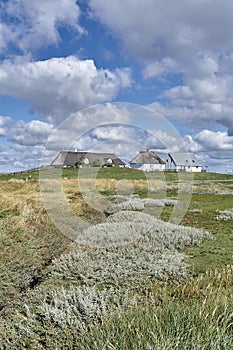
62;178;169;195
0;180;71;308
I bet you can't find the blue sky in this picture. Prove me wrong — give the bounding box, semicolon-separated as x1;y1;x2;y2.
0;0;233;173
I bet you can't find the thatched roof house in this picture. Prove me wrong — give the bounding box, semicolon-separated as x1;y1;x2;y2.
50;151;125;167
129;150;165;172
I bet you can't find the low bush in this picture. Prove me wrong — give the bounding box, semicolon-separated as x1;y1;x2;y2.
216;208;233;221
46;210;212;289
105;196;178;214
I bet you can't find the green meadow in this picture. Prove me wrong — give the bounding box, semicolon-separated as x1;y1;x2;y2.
0;168;233;349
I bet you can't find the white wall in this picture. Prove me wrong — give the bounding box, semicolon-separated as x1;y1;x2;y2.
186;166;202;172
166;163;202;172
130;163;165;172
165;158;176;171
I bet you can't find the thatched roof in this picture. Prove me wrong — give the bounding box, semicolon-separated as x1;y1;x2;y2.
51;151;125;167
130;150;165;165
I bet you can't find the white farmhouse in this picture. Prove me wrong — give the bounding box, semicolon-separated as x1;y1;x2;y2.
166;153;202;172
129;150;165;172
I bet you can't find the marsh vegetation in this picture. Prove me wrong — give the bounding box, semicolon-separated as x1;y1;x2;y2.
0;169;232;349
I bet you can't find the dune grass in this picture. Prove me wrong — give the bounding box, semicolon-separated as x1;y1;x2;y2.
80;267;233;350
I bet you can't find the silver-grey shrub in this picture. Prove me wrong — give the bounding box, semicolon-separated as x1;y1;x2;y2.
105;197;178;214
107;210;212;250
216;208;233;221
142;198;178;207
7;285;125;341
48;245;187;287
111;199;145;211
48;211;212;287
38;285;115;328
107;210;158;225
76;221;149;247
29;209;213;337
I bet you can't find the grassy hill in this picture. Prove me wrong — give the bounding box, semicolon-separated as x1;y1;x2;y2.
0;169;232;348
1;165;233;181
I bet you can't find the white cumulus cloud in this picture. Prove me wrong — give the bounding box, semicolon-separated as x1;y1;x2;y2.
0;0;84;53
0;115;12;136
90;0;233;136
90;0;233;64
195;130;233;151
8;119;54;146
0;56;132;122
